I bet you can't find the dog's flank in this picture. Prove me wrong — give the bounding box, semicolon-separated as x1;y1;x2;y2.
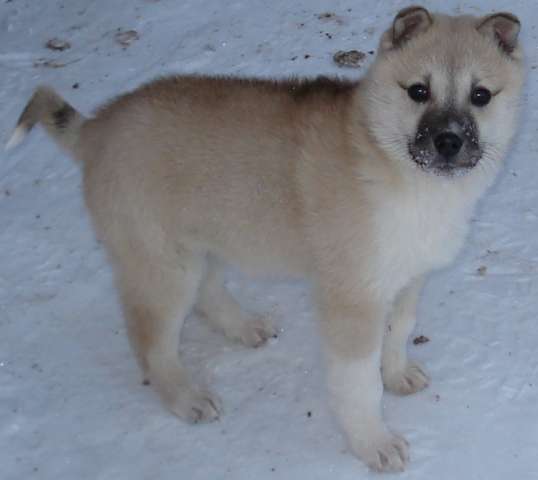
5;86;84;153
7;6;524;473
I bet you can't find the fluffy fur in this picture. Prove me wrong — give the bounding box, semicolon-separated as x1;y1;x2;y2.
8;6;524;472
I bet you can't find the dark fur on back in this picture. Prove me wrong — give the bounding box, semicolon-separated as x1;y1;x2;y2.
94;74;359;119
282;76;358;101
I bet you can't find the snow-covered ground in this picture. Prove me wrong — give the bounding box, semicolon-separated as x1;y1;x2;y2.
2;0;538;478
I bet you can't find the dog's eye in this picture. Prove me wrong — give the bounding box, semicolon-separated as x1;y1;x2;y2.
470;87;491;107
407;84;430;103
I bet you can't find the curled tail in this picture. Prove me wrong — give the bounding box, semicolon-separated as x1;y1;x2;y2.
6;86;86;155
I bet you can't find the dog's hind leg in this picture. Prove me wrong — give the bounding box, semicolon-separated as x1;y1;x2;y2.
116;242;220;423
196;258;277;348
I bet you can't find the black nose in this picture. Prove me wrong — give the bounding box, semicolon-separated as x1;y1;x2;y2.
434;132;463;158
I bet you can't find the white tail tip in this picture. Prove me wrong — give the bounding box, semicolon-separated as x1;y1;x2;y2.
5;125;27;151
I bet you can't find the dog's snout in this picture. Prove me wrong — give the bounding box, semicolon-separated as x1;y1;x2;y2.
434;132;463;158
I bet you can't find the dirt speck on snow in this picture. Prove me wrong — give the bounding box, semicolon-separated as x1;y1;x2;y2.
413;335;430;345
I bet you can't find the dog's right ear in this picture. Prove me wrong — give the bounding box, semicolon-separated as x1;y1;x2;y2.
380;6;433;51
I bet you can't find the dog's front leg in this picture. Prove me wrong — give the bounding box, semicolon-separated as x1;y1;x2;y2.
319;291;409;472
382;277;430;395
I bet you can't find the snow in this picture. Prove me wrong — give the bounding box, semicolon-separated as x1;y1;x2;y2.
1;0;538;479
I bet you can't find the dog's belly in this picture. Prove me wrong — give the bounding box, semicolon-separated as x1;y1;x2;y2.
174;194;310;277
198;226;310;277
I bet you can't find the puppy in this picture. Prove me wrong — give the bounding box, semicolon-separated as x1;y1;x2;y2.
7;6;524;472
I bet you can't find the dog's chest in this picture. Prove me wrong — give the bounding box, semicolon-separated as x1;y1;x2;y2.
373;184;470;294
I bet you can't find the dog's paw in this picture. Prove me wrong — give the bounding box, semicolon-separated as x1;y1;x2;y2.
383;362;430;395
233;315;278;348
354;431;409;473
166;386;222;423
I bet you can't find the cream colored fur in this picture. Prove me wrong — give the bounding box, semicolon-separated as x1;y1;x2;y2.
8;7;524;472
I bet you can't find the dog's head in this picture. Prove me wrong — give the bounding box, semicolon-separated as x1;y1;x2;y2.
363;6;524;177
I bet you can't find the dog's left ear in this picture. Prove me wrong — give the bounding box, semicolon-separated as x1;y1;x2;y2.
380;6;433;51
477;13;521;55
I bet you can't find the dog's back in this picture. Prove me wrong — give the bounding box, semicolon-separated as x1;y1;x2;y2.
78;76;356;275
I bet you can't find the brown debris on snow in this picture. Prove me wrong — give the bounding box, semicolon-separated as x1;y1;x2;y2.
115;30;140;47
333;50;366;68
45;38;71;51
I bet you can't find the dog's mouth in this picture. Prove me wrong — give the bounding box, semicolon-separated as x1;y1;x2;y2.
429;161;475;177
408;144;482;177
